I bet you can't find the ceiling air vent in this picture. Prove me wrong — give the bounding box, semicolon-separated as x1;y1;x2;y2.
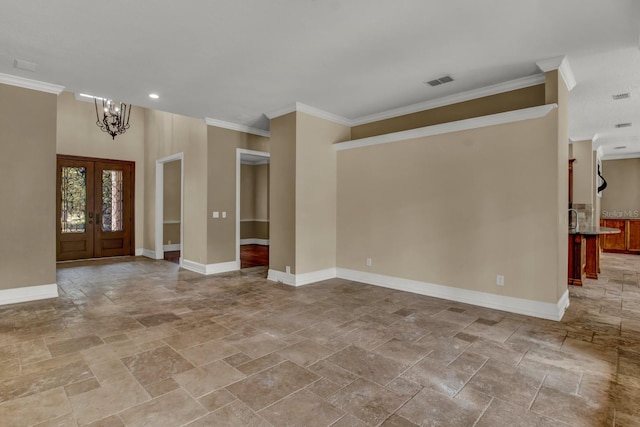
615;122;632;128
614;146;627;150
425;75;454;87
612;93;631;100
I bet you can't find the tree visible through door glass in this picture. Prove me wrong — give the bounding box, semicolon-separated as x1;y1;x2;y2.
61;166;86;233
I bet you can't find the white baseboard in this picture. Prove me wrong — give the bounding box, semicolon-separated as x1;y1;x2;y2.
240;239;270;246
267;268;337;287
135;248;144;256
163;244;181;251
182;259;240;275
141;249;157;259
0;283;59;306
336;268;569;321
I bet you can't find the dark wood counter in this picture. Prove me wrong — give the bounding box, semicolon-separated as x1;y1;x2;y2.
568;227;621;286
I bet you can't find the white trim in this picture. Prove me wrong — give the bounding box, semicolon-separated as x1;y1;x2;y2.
266;102;352;127
155;153;185;262
334;104;558;151
0;283;59;306
336;268;569;321
205;117;270;138
0;73;64;95
163;220;181;224
296;103;352;126
267;268;337;287
141;249;157;259
350;74;546;126
236;148;270;271
240;239;270;245
241;159;270;166
181;259;240;275
265;104;297;120
135;248;144;256
536;56;576;91
240;219;270;223
163;244;181;251
602;152;640;160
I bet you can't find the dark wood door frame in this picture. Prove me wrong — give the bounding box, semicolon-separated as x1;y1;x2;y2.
57;154;135;261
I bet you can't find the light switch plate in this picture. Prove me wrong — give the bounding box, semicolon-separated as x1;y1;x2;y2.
213;211;219;218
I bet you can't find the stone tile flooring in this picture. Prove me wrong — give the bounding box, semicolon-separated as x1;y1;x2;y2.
0;253;639;426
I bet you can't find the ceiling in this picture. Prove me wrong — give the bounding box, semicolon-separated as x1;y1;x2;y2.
1;0;639;158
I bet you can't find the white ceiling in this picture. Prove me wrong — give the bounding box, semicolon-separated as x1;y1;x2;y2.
1;0;639;158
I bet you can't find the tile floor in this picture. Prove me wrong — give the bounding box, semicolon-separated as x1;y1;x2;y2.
0;253;639;426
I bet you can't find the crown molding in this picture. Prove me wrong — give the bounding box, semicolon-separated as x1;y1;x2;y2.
265;104;297;120
350;74;546;127
205;117;270;137
266;102;352;127
295;103;352;126
569;134;597;143
334;104;558;151
536;56;576;91
601;151;640;160
0;73;64;95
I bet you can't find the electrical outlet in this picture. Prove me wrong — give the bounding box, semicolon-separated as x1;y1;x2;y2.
285;266;291;274
496;275;505;286
366;258;372;267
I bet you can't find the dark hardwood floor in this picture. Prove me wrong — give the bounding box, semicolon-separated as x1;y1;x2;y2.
241;244;269;268
164;250;180;264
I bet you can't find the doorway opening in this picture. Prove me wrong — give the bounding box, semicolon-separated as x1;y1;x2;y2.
155;154;184;265
236;149;270;269
57;155;134;261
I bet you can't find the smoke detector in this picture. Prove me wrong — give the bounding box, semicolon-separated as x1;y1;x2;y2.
425;75;454;87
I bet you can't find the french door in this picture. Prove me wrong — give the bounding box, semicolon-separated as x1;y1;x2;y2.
56;155;134;261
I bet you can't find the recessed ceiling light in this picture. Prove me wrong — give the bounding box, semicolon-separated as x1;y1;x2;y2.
614;146;627;150
149;93;159;99
615;122;632;128
612;93;631;100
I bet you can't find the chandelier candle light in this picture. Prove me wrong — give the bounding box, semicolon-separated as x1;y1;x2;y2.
95;98;131;140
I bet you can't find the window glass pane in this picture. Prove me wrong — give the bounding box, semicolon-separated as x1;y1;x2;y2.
61;166;86;233
102;170;124;232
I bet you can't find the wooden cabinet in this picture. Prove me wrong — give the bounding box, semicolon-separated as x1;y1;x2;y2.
568;235;586;286
628;220;640;252
600;219;640;254
601;219;626;251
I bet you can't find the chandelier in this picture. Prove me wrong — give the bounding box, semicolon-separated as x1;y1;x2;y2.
94;98;131;140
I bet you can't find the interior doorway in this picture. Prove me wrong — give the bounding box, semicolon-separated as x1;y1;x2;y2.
155;153;184;265
56;155;134;261
236;149;270;269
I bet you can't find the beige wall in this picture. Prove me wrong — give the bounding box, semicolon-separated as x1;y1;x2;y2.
240;221;269;239
337;113;561;304
351;85;545;140
255;164;270;221
296;112;350;274
57;92;145;250
240;163;270;241
144;110;207;263
545;70;569;301
163;159;181;245
0;84;57;290
601;158;640;218
571;140;594;206
269;113;297;273
240;165;256;220
206;127;269;265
